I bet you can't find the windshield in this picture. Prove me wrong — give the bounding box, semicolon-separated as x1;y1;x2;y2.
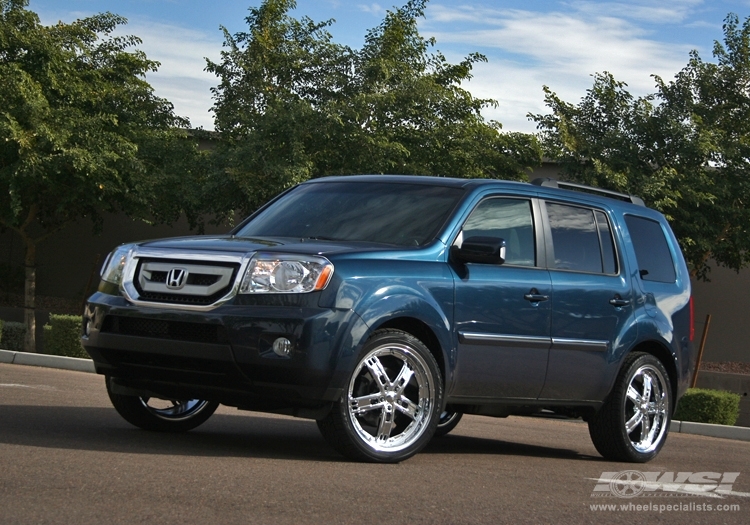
236;180;465;246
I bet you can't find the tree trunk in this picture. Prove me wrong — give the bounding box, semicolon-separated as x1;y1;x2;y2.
23;239;36;353
4;205;69;354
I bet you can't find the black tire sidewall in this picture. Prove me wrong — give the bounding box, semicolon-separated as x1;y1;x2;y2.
434;409;463;437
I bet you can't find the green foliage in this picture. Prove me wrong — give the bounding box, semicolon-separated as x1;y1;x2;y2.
0;0;195;233
674;388;741;426
0;0;203;351
205;0;541;219
0;320;25;351
42;314;88;358
530;13;750;279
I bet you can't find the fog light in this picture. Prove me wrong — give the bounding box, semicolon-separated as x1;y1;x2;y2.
83;317;92;337
272;337;293;357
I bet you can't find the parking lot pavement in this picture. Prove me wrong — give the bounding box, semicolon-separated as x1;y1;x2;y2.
1;363;748;524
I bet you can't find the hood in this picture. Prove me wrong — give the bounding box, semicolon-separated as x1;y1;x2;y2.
136;235;392;256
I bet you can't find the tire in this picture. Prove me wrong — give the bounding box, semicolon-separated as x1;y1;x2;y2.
434;407;463;437
106;378;219;433
317;329;443;463
588;352;672;463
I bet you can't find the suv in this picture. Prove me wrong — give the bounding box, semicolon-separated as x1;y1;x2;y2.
82;175;695;463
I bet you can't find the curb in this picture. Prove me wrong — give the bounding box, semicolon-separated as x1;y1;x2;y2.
2;349;749;442
670;419;750;442
0;349;95;374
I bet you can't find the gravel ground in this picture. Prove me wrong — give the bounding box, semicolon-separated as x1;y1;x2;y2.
701;361;750;375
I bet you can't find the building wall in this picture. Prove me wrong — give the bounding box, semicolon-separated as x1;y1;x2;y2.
692;265;750;363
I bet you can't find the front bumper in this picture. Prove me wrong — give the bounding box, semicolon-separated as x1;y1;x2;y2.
82;292;360;411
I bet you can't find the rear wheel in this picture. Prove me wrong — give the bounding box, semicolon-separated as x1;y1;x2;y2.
434;408;463;437
317;329;443;462
588;353;672;462
106;378;218;433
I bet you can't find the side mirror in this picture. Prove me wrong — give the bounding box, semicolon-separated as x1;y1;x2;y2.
451;236;506;265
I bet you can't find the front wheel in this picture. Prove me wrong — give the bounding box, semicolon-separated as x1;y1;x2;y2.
106;378;219;433
317;329;443;463
588;353;672;462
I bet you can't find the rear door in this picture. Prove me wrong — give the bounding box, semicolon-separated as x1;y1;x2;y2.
538;201;637;402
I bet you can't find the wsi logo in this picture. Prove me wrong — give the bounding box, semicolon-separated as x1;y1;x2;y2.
166;268;188;290
590;471;750;499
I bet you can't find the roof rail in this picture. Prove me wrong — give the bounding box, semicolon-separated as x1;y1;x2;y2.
531;178;645;207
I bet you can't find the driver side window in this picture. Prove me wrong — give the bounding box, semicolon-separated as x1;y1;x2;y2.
461;198;535;266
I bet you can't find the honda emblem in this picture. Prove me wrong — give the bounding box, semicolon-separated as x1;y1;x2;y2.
166;268;188;289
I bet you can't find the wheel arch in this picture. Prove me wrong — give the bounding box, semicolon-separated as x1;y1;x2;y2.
348;291;454;390
376;316;447;388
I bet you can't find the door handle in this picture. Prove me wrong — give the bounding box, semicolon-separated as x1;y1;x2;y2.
524;288;549;302
609;295;630;307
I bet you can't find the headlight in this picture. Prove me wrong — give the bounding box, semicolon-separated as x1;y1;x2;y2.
239;254;334;294
100;244;133;285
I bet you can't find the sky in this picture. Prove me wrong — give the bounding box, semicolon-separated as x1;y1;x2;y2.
26;0;750;133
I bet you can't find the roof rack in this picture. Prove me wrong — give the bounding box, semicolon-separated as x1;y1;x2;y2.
531;178;645;207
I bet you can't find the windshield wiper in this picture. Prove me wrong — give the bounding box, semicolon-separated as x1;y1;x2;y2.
307;236;341;241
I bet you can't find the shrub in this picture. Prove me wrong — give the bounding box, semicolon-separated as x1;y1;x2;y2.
674;388;741;426
1;321;26;351
43;314;89;359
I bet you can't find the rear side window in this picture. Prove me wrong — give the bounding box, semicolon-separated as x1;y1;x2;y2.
624;215;676;283
461;198;535;266
546;203;618;274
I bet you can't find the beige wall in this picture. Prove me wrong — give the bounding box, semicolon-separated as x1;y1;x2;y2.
692;266;750;363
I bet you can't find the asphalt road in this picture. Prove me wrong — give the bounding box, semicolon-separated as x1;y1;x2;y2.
1;363;748;525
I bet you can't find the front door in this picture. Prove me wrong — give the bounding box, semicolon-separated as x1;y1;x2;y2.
451;196;552;400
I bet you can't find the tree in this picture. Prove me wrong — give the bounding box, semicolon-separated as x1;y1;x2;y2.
531;14;750;280
205;0;541;220
0;0;197;351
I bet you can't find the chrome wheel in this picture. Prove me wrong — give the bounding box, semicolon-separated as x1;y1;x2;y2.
624;365;669;454
106;377;219;433
434;407;463;437
317;329;442;462
348;343;436;453
588;352;672;463
139;398;214;422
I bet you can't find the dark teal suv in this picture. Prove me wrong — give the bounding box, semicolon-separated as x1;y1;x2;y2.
82;175;695;463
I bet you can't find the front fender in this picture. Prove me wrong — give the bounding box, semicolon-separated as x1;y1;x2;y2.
327;288;454;394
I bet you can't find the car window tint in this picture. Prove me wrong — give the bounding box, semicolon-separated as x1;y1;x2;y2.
595;210;618;274
546;203;604;273
624;215;676;283
236;182;464;246
461;198;535;266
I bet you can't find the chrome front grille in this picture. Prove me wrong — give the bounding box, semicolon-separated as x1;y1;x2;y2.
132;259;240;306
